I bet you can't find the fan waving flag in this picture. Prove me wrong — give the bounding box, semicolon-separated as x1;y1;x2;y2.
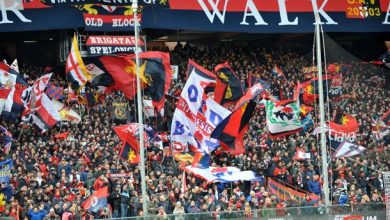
66;36;91;93
333;141;366;158
82;186;108;213
266;99;302;139
214;62;244;107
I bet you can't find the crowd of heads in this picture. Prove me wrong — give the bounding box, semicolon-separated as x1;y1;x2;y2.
0;38;388;219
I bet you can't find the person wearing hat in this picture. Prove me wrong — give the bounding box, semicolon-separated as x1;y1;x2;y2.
173;201;185;220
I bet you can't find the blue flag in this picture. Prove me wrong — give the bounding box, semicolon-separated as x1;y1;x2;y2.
0;159;12;183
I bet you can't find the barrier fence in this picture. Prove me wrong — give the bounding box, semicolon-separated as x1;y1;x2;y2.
95;203;386;220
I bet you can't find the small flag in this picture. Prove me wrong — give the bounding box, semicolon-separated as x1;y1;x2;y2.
54;131;70;140
181;171;186;194
333;141;366;158
294;148;311;160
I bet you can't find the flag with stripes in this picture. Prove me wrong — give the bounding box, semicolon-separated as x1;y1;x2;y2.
66;36;91;93
333;141;366;158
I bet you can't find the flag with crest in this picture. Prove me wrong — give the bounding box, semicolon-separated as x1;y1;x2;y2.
214;62;244;107
266;100;302;139
65;36;91;93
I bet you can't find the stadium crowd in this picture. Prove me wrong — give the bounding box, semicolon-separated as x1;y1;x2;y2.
0;40;388;220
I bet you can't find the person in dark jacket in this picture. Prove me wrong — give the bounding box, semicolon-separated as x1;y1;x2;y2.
120;189;130;217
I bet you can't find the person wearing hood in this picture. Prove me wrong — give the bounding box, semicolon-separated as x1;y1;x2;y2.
338;190;349;205
173;201;185;220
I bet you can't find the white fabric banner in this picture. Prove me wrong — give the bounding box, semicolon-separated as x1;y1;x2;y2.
184;166;257;183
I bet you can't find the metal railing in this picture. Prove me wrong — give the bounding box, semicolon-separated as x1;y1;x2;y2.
95;203;386;220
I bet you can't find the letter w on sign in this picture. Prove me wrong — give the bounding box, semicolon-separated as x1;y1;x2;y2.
197;0;229;23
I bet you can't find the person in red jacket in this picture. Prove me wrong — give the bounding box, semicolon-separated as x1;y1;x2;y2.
93;175;108;191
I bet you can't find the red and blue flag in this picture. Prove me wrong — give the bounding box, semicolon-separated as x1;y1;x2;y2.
82;186;108;213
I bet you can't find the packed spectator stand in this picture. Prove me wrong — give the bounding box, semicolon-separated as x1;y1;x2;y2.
0;39;388;220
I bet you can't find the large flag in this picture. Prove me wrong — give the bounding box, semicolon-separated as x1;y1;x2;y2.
23;73;53;118
327;63;350;75
96;52;171;111
213;62;244;107
65;36;91;93
333;141;366;158
184;166;258;183
97;55;137;100
52;99;81;124
211;100;256;155
0;67;17;114
315;113;359;148
82;186;108;213
130;52;172;111
29;94;61;132
171;60;230;154
23;74;61;132
268;178;319;204
211;83;263;155
265;100;302;139
0;63;28;121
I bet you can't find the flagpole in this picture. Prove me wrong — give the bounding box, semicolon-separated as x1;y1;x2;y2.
315;12;330;207
132;0;148;216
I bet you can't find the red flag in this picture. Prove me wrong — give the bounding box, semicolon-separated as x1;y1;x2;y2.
99;56;138;100
54;131;70;139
